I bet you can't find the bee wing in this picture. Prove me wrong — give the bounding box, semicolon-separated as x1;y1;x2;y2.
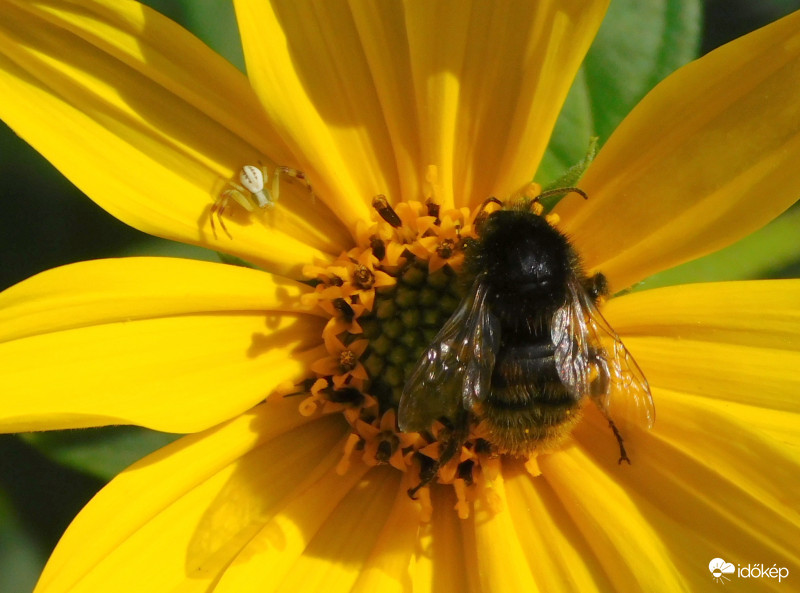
552;289;591;398
553;278;655;429
398;278;500;433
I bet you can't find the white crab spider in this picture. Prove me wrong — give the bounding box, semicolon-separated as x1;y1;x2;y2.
211;164;313;239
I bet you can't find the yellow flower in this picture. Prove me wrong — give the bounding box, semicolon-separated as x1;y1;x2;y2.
1;1;800;592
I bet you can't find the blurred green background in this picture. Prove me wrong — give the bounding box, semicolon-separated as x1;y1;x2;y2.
1;1;800;591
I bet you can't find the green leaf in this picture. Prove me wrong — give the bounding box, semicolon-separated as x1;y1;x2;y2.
22;427;180;481
0;491;44;593
544;137;598;190
115;235;220;262
181;1;246;72
539;137;598;211
584;0;703;143
0;435;106;592
539;0;702;184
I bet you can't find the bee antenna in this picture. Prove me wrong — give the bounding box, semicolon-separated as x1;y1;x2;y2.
479;196;504;210
474;197;504;233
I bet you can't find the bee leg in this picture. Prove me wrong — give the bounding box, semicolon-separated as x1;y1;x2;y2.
407;453;439;499
584;272;609;302
607;418;631;465
457;459;476;486
407;431;464;499
592;390;631;464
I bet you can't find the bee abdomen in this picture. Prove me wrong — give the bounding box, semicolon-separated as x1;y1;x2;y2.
490;341;567;399
481;341;582;455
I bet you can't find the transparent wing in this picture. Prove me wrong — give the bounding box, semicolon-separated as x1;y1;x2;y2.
398;278;500;432
553;277;655;429
552;290;591;397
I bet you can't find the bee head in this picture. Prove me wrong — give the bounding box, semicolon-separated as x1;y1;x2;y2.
474;209;573;314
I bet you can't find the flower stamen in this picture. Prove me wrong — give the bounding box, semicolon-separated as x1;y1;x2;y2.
338;349;358;373
353;264;375;289
372;194;402;227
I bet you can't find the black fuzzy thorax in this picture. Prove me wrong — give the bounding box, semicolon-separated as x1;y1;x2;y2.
467;209;583;330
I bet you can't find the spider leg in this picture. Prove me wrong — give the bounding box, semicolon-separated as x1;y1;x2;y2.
214;182;252;239
210;194;233;240
272;166;316;204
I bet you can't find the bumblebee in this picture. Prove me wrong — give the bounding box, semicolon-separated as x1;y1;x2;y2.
398;192;654;489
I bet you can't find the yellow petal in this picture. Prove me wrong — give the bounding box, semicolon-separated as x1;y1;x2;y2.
34;402;349;593
503;465;610;592
603;281;800;412
0;258;325;432
466;475;539;592
0;0;349;275
211;467;365;592
604;279;800;350
411;486;469;593
650;390;800;514
235;0;608;212
558;10;800;291
350;484;422;593
542;447;688;591
368;0;609;209
562;278;800;583
437;0;607;207
572;397;800;581
282;469;403;593
2;313;324;434
0;257;322;343
630;335;800;412
234;0;379;227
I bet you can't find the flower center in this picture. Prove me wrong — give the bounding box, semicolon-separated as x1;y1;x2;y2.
296;177;553;519
360;261;462;412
